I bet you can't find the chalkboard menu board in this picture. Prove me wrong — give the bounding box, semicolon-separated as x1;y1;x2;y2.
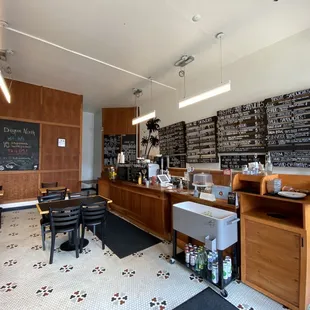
217;101;266;153
266;88;310;151
121;134;136;163
159;122;186;168
220;154;265;170
104;135;121;166
0;119;39;171
169;155;186;168
186;116;217;163
270;151;310;168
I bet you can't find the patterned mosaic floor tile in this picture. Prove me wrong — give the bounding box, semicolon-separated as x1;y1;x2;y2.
0;208;285;310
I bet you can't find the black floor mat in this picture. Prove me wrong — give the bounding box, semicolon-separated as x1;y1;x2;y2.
174;288;237;310
93;212;161;258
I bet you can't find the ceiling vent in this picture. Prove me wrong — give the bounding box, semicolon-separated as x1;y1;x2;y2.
174;55;195;67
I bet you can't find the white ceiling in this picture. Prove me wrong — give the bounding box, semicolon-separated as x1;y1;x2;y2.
1;0;310;112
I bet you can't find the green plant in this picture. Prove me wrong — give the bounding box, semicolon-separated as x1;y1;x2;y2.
141;117;161;157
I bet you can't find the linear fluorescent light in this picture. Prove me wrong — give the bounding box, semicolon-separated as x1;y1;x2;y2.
132;111;156;125
0;71;11;103
179;81;231;109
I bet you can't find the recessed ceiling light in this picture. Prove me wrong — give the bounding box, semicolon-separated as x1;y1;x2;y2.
192;14;201;22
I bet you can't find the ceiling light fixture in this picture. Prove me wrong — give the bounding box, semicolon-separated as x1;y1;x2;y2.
174;55;195;67
179;32;231;109
132;79;156;125
0;70;11;103
132;111;156;125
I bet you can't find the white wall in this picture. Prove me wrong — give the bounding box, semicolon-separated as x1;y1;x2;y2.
82;112;94;180
141;29;310;174
93;110;102;178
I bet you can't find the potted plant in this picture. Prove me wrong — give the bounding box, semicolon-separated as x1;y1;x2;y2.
141;117;161;158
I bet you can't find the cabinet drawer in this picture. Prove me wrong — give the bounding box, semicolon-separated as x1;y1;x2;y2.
244;220;300;307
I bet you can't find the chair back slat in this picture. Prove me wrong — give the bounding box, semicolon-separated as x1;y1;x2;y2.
81;203;106;224
68;191;90;199
41;182;58;188
37;193;63;203
49;206;80;228
47;188;67;200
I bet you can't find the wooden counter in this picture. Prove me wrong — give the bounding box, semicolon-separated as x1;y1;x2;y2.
98;178;237;243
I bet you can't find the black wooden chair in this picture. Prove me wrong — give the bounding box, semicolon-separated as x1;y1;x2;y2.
41;182;58;188
38;193;65;251
46;188;67;199
68;191;90;199
80;202;107;253
49;206;81;264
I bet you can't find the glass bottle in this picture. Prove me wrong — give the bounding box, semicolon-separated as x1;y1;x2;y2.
265;152;273;175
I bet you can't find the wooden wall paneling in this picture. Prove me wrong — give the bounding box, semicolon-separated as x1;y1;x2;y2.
41;87;82;126
41;124;80;170
102;107;137;135
0;172;39;202
0;80;42;120
40;170;80;193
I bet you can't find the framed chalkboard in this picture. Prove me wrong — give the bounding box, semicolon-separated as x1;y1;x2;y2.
121;134;136;163
0;119;40;171
103;135;121;166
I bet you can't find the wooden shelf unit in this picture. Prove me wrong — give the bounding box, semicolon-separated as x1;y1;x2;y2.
233;173;310;310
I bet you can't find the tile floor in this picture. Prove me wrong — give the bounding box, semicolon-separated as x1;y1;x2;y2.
0;208;285;310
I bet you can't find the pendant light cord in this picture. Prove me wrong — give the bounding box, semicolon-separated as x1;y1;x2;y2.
183;67;186;99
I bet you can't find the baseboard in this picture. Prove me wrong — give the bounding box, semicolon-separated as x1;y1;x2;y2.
1;200;37;211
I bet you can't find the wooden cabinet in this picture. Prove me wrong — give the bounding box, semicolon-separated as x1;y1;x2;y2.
244;219;301;308
234;174;310;310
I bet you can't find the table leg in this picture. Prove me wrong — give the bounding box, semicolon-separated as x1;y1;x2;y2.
60;231;89;252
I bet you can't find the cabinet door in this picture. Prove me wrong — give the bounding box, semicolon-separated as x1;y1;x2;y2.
244;219;300;307
140;195;164;234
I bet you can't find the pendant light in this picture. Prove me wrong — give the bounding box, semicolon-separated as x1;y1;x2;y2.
132;78;156;125
179;32;231;109
0;70;11;103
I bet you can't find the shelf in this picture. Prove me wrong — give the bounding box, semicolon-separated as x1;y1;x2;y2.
238;175;265;183
239;191;310;205
174;251;235;290
243;208;303;233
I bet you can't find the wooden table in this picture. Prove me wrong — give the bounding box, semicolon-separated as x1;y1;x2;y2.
36;195;112;251
39;187;71;195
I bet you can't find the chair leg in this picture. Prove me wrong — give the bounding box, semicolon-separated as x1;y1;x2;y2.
93;225;96;235
49;232;56;264
101;221;106;250
80;224;85;253
74;230;79;259
41;225;46;251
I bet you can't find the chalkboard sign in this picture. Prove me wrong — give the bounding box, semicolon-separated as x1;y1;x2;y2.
169;155;186;168
217;101;266;153
103;135;121;166
265;88;310;168
186;116;218;163
270;151;310;168
266;88;310;150
121;134;136;163
0;119;39;171
220;154;265;170
159;121;186;157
